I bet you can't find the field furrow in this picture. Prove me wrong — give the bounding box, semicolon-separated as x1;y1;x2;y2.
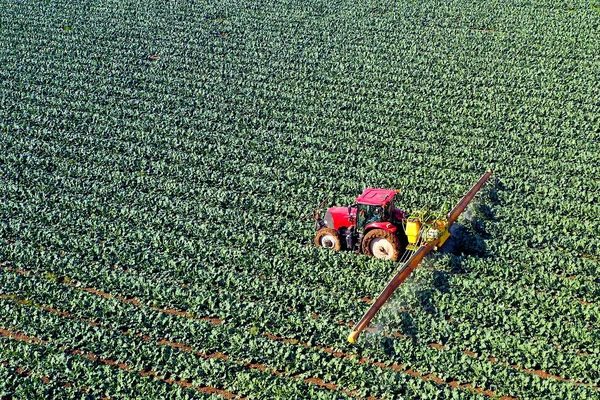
3;263;598;398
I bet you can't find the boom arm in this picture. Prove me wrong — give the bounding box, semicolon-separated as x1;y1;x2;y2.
447;170;493;227
348;170;493;343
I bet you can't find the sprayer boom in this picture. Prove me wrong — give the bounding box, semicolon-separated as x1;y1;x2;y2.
348;170;492;343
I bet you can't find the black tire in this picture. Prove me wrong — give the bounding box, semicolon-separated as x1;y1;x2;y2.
314;228;342;251
362;229;402;261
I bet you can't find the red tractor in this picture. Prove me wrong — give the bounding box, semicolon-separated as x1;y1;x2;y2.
311;171;494;343
314;188;410;261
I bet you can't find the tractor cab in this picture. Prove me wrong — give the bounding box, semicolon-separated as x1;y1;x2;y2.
354;188;399;230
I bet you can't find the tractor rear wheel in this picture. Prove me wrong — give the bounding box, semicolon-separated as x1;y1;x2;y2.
314;228;342;251
362;229;401;261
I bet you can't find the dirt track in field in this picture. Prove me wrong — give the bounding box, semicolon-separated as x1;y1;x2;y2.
0;293;371;399
264;332;517;400
0;360;108;398
3;263;599;397
0;324;240;399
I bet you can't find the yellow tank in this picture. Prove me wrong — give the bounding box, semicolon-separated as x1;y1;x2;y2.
405;219;421;244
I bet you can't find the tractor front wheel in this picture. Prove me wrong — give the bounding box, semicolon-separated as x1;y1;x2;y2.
362;229;401;261
314;228;342;251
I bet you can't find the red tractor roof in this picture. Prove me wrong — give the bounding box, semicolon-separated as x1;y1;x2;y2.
355;188;397;206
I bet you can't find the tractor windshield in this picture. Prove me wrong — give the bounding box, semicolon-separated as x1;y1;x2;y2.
357;204;384;229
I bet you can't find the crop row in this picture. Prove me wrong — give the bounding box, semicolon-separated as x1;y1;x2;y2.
3;123;600;261
0;284;482;400
4;122;600;260
0;264;488;399
435;269;599;341
2;0;600;397
4;92;600;195
3;264;598;399
4;223;598;376
0;331;211;400
0;297;358;400
3;194;598;352
459;253;599;305
376;268;600;384
3;19;599;120
0;361;93;400
2;151;598;319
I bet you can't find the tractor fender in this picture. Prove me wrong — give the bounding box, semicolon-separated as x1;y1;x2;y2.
365;221;397;233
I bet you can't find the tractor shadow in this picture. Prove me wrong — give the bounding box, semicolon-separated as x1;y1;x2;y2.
380;178;503;353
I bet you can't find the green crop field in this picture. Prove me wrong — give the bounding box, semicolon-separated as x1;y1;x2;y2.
1;0;599;398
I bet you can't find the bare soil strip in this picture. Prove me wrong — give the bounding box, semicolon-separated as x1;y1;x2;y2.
4;264;597;395
264;333;516;400
0;294;361;399
0;325;239;399
0;360;110;398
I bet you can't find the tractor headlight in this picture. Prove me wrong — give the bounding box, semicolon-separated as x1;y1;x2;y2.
324;211;333;228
